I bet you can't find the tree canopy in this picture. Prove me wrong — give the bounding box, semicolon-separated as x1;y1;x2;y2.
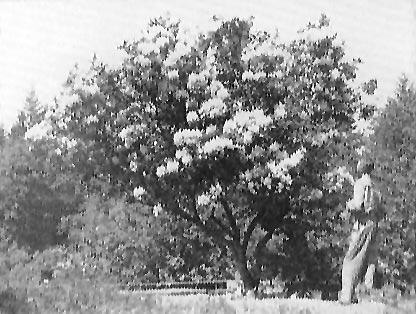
53;15;376;293
368;77;416;291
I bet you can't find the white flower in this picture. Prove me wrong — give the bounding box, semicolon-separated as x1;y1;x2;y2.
210;81;229;99
281;147;306;168
85;115;98;124
181;153;192;165
209;183;223;197
156;165;166;177
263;176;272;189
247;181;256;194
165;42;192;67
155;36;170;47
247;124;260;133
242;40;283;62
205;125;217;135
118;126;131;140
165;159;180;174
167;70;179;80
331;68;340;80
242;71;266;81
153;203;163;217
199;98;226;118
173;129;203;146
82;83;99;95
242;71;254;81
130;160;138;172
311;189;323;200
201;137;234;154
216;86;229;99
223;119;237;134
227;109;273;135
270;142;281;152
353;118;374;137
243;132;253;144
134;54;150;66
197;194;210;206
325;166;354;189
133;186;146;199
187;72;207;88
25;121;52;140
267;147;306;185
274;103;286;118
175;149;193;165
186;111;199;123
311;130;338;146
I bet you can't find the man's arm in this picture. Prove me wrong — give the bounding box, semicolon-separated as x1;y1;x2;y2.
346;178;366;211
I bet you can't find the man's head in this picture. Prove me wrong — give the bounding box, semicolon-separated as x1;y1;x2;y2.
357;160;375;175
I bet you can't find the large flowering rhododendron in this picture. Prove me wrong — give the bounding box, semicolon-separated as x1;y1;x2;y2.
59;15;376;292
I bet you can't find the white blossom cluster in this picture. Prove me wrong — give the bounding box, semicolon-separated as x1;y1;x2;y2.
274;103;286;119
167;69;179;80
186;48;218;88
133;54;151;67
267;147;306;185
129;152;139;172
242;70;267;81
205;125;217;135
24;121;52;140
196;182;223;207
223;109;273;144
200;136;234;155
196;194;211;206
136;22;174;56
156;159;180;177
311;129;339;147
70;67;100;96
187;72;209;88
119;125;142;148
133;186;146;200
85;115;99;125
165;42;192;67
173;129;203;146
186;111;199;123
153;203;163;217
241;39;286;62
199;98;226;118
353;118;374;137
209;80;229;99
205;47;217;74
305;188;324;201
175;148;193;165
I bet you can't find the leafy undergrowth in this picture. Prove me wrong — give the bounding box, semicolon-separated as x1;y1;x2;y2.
2;286;416;314
1;246;414;314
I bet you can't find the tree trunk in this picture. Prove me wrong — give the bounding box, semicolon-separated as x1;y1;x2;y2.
232;245;259;294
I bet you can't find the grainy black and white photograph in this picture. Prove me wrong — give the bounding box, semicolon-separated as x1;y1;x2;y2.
0;0;415;313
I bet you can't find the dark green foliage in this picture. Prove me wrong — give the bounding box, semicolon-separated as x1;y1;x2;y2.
368;77;416;292
60;196;233;287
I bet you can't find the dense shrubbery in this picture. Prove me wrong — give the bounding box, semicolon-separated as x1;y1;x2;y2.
60;195;232;288
367;78;416;293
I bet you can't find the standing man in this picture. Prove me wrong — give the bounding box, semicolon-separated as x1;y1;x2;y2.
339;161;382;304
